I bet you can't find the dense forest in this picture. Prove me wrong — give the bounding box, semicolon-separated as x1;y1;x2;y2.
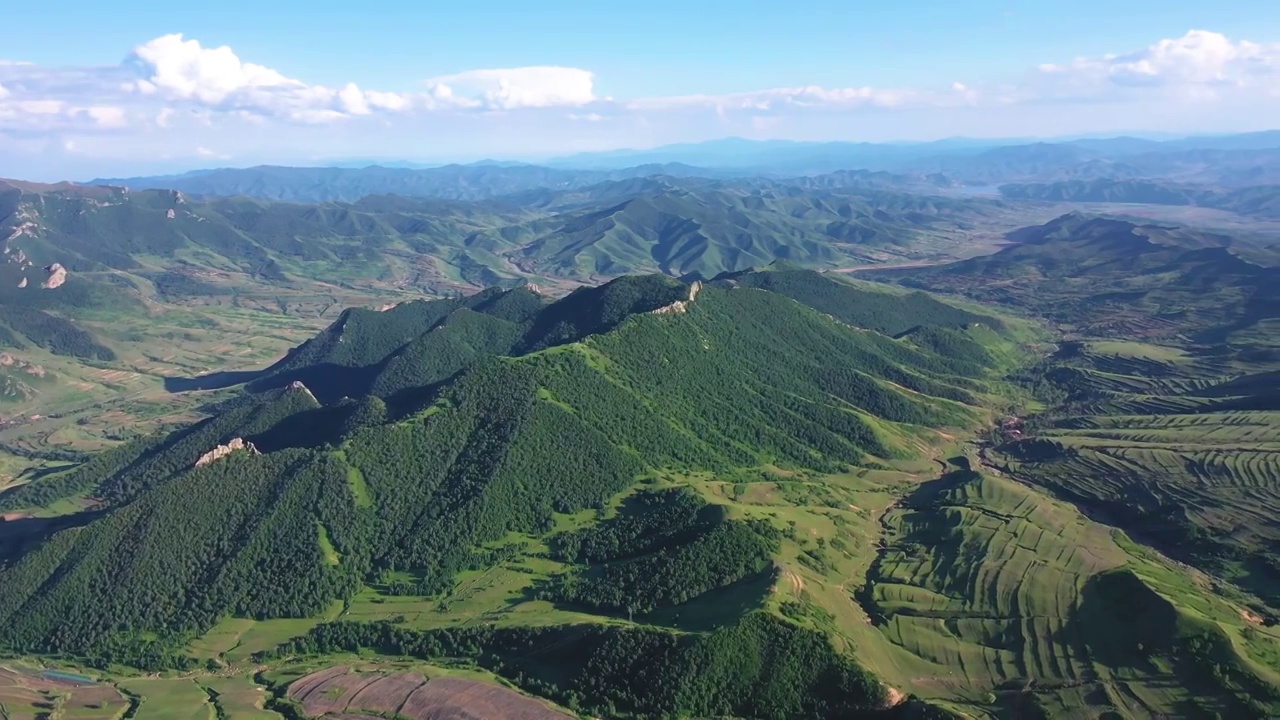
262;613;902;720
0;271;998;666
544;489;781;614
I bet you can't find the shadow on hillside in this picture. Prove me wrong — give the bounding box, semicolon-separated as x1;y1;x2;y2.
0;510;106;565
163;369;266;392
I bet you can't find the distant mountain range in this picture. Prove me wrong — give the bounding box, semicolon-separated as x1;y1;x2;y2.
550;131;1280;172
86;132;1280;206
0;176;1005;364
88;162;947;204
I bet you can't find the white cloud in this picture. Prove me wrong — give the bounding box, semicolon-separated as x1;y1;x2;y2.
84;106;127;128
120;33;415;123
1033;30;1279;99
15;100;64;115
336;83;370;115
195;146;229;160
128;34;295;103
426;66;596;110
0;29;1279;178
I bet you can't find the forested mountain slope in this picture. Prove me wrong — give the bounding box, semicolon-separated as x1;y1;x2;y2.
0;271;1009;718
6;264;1280;718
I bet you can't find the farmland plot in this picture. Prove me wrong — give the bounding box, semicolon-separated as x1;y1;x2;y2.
285;667;571;720
996;341;1280;608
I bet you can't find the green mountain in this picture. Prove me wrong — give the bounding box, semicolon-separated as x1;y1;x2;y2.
7;260;1280;718
0;172;1008;495
0;270;1009;718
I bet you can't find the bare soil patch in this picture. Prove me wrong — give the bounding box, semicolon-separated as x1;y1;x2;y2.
287;668;572;720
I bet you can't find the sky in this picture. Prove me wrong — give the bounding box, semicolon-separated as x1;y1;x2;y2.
1;0;1278;179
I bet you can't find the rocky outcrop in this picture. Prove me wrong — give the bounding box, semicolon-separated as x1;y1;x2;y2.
166;209;176;219
4;222;38;242
194;438;260;468
649;281;702;315
17;277;26;288
287;380;320;404
0;353;46;377
40;263;67;289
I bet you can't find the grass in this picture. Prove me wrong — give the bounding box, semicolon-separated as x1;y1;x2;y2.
1085;339;1189;362
650;440;1280;719
317;523;340;566
117;677;215;720
187;600;345;664
196;675;283;720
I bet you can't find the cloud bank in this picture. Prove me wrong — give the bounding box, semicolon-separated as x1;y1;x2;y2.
0;29;1277;177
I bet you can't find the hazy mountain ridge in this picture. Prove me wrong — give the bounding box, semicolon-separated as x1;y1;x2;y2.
1000;179;1280;218
2;176;1003;296
882;212;1280;343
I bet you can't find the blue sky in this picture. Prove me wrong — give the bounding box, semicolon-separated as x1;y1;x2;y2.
2;0;1278;178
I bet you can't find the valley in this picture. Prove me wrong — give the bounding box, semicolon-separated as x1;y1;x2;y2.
2;136;1280;719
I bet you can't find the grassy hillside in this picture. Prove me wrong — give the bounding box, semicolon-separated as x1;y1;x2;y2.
993;339;1280;607
855;212;1280;717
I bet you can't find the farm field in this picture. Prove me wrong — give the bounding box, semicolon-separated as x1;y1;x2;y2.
993;339;1280;609
280;666;573;720
189;600;346;665
689;449;1280;718
0;665;128;720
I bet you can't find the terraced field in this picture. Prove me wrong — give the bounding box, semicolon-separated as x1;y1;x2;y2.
0;665;129;720
994;340;1280;608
